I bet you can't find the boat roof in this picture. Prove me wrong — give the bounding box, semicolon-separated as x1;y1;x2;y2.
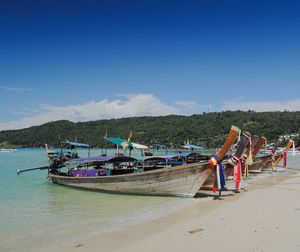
131;142;148;149
67;155;137;165
143;156;173;161
182;144;203;149
104;137;149;149
142;152;207;161
65;141;90;148
151;144;166;148
105;137;125;146
173;152;199;157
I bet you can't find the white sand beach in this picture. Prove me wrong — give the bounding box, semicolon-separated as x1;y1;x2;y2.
63;155;300;252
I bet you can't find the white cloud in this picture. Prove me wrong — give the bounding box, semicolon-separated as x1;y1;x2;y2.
174;100;197;114
0;94;184;131
222;99;300;112
175;100;213;114
175;100;197;108
0;85;34;92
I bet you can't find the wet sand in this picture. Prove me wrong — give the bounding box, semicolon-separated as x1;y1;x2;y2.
63;155;300;252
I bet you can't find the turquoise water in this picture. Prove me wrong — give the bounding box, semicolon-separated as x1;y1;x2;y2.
0;149;190;252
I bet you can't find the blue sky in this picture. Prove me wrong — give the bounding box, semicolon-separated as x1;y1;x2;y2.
1;0;300;130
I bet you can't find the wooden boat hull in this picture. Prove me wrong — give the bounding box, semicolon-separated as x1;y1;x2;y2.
48;161;214;198
261;153;280;171
247;155;270;173
247;160;263;173
249;153;281;173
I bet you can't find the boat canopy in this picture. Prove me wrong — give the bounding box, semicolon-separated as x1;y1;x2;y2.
104;137;149;149
173;152;205;157
143;152;206;159
142;155;185;166
143;154;186;161
142;152;209;161
132;142;148;149
65;141;90;148
68;156;112;163
143;156;173;161
67;155;137;166
182;144;203;149
109;156;137;163
105;137;125;146
151;144;166;148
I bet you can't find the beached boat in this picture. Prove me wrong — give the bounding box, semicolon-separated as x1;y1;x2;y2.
246;136;267;173
201;131;251;190
47;126;241;197
49;156;215;197
248;153;275;173
249;137;284;173
272;139;294;171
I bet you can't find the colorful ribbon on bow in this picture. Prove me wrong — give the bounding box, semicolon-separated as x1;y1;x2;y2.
211;155;226;192
234;158;242;191
281;150;287;168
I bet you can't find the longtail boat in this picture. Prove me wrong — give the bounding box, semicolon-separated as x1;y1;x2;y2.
272;139;294;171
249;137;283;173
201;131;251;190
248;155;274;173
247;136;268;173
47;126;240;197
241;135;259;176
200;129;252;190
220;131;252;179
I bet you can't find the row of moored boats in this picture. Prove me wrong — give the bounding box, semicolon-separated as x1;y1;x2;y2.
18;126;299;197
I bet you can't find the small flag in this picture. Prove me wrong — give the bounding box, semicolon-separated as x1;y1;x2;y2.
103;130;108;139
128;130;133;142
292;140;296;156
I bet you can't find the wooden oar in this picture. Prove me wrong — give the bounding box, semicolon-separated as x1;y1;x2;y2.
17;166;50;175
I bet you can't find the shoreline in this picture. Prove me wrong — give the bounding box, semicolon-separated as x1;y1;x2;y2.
61;156;300;252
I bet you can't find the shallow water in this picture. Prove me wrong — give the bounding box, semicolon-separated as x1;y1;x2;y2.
0;149;192;252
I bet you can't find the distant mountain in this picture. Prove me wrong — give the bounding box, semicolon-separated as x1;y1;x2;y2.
0;111;299;148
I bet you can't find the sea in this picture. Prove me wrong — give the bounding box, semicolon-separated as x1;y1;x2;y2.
0;148;196;252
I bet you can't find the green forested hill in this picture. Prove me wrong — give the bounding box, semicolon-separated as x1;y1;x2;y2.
0;111;300;148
